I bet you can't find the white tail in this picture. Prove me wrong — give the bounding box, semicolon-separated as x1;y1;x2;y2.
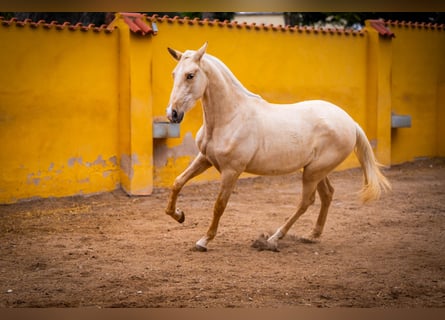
354;124;391;203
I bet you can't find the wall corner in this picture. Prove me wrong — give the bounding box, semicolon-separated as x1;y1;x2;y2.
365;19;394;167
113;12;154;196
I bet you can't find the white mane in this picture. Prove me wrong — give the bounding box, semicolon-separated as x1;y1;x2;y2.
203;53;263;100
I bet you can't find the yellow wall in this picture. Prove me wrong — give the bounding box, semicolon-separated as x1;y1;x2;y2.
389;23;445;163
1;15;444;203
0;22;120;203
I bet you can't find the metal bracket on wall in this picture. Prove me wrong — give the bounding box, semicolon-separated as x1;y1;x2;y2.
153;121;180;138
391;114;412;128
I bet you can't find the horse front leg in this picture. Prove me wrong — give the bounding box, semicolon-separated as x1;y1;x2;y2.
195;169;241;252
166;153;211;223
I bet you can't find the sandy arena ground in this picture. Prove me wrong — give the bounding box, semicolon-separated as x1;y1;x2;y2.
1;158;444;307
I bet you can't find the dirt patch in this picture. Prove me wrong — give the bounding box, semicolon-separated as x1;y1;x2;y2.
1;158;444;307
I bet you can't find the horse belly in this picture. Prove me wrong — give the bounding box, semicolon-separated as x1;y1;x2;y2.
245;136;313;175
245;159;307;176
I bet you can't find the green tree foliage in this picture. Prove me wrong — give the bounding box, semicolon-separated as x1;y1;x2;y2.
284;12;444;28
0;12;111;25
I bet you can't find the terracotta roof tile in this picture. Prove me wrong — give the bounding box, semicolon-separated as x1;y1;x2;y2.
369;19;396;38
385;20;445;31
4;14;443;38
146;14;366;36
119;12;156;35
0;16;115;33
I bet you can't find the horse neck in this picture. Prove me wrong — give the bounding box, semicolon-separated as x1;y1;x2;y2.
201;59;250;128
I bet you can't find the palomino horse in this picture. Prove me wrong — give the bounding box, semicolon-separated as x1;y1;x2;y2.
165;42;390;252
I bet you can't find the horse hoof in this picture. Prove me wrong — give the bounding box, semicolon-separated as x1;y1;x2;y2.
251;234;280;252
176;209;185;224
300;233;320;244
194;244;207;252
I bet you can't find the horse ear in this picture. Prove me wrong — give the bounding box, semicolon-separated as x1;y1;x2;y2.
193;42;208;62
168;47;182;61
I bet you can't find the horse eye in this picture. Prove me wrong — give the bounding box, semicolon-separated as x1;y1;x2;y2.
186;73;194;80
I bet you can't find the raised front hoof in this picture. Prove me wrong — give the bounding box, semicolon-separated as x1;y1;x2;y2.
167;208;185;224
251;233;280;252
176;209;185;224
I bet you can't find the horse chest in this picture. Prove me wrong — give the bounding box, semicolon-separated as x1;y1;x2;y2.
198;139;224;170
197;129;245;171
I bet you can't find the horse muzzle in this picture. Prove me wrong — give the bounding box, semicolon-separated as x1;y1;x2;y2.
167;107;184;124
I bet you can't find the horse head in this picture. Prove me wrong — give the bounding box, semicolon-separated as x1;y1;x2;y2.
166;42;208;123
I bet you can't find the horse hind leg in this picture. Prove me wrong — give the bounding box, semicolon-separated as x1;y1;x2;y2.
262;177;319;251
301;177;334;243
259;159;337;251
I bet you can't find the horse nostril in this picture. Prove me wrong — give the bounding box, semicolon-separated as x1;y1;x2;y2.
172;109;178;120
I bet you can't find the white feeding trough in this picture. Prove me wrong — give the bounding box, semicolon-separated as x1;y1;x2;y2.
153;121;180;138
